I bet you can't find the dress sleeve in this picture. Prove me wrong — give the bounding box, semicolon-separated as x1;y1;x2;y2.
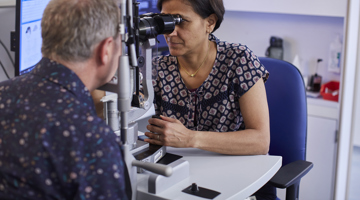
233;45;269;98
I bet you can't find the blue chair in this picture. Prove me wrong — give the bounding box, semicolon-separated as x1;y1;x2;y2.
259;57;313;200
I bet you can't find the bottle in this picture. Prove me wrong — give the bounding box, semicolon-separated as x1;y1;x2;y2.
307;59;323;92
265;36;283;60
328;35;342;73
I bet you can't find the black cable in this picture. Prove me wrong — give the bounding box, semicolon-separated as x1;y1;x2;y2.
0;60;10;79
0;39;15;67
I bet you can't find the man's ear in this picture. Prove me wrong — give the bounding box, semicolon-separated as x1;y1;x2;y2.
206;13;218;33
96;37;114;66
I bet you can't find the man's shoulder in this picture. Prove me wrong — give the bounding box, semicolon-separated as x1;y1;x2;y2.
0;74;40;100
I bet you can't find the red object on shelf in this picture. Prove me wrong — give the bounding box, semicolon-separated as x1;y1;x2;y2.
320;81;340;102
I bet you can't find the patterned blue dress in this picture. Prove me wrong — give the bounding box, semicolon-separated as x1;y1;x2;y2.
153;34;269;132
0;58;128;200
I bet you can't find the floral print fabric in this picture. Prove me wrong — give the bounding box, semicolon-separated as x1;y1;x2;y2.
153;34;269;132
0;58;128;200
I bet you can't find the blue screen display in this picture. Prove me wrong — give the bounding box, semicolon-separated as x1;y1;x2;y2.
18;0;51;75
138;0;158;14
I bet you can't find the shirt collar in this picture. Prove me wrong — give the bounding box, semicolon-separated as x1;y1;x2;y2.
30;57;94;108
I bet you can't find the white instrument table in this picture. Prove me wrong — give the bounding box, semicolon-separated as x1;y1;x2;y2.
137;147;282;200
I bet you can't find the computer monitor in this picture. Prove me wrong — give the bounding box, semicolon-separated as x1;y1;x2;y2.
14;0;168;77
14;0;51;76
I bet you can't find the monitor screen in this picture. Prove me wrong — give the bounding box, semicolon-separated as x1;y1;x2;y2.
138;0;158;14
14;0;168;76
15;0;51;76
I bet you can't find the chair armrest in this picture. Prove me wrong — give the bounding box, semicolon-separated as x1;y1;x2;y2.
269;160;313;188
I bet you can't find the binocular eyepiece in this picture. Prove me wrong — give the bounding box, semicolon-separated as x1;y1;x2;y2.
138;13;183;40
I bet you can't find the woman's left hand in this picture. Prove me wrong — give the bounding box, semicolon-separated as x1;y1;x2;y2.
144;115;195;148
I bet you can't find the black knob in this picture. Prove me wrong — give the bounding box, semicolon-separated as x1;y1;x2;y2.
191;183;199;192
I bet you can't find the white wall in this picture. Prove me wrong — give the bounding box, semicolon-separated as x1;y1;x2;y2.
353;54;360;147
0;0;15;7
334;0;360;198
349;0;360;148
214;10;344;85
0;6;15;82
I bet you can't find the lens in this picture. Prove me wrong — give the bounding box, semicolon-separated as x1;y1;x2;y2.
172;14;183;24
138;13;183;40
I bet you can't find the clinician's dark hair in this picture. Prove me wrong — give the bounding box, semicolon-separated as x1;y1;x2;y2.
157;0;225;32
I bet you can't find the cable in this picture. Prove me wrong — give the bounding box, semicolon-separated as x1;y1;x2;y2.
0;60;10;79
0;39;15;67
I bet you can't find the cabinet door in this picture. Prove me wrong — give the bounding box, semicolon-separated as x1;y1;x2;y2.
303;116;337;199
276;116;337;200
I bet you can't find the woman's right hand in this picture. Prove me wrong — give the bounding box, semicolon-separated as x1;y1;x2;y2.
144;115;196;148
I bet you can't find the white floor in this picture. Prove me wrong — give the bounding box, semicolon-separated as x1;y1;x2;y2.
348;146;360;200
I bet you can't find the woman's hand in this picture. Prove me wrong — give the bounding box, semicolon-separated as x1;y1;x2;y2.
144;115;195;148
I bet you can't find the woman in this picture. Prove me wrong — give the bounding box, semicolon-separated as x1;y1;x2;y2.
144;0;274;199
145;0;270;156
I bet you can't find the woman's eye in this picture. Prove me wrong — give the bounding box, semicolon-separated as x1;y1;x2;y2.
178;19;188;26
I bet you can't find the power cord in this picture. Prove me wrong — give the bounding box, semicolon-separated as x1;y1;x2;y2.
0;39;15;79
0;60;10;79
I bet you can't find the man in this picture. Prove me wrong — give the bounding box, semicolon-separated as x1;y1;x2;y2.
0;0;128;199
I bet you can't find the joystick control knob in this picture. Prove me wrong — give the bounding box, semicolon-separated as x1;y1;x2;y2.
191;183;199;192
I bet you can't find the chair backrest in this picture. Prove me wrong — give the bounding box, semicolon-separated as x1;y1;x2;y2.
259;57;308;166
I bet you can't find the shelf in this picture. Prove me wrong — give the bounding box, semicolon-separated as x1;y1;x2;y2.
223;0;347;18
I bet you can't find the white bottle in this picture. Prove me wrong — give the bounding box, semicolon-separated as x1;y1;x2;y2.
328;35;342;73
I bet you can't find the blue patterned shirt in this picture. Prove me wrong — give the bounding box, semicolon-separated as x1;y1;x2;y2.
153;34;269;132
0;58;128;200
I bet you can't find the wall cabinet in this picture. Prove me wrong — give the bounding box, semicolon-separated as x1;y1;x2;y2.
223;0;347;17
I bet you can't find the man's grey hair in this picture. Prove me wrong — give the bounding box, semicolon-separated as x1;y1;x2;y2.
41;0;120;62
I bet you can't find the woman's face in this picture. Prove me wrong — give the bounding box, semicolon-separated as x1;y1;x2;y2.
161;0;209;57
